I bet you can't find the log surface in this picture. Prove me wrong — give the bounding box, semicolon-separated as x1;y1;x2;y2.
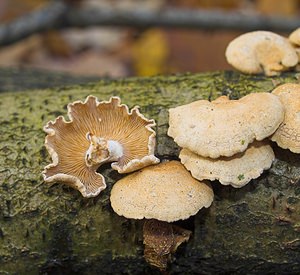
0;70;299;274
0;67;99;93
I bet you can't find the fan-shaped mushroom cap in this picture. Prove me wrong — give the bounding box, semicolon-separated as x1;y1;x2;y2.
180;140;275;188
110;161;214;222
225;31;298;76
43;96;159;198
168;93;284;158
271;83;300;153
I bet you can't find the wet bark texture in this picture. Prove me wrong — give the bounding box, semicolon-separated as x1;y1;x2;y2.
0;70;299;274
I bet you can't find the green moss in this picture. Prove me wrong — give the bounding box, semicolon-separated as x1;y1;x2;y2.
237;174;245;181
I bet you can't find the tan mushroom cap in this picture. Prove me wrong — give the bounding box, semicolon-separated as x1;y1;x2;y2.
225;31;298;76
180;140;275;188
110;161;214;222
289;28;300;46
168;93;284;159
43;96;159;198
271;83;300;153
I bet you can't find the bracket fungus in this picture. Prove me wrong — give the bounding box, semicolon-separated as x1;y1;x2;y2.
110;161;213;271
271;83;300;153
168;93;284;158
43;96;159;197
110;161;214;222
225;31;298;76
180;140;275;188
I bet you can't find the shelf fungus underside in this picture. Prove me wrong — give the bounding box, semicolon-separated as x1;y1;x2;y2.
42;96;159;197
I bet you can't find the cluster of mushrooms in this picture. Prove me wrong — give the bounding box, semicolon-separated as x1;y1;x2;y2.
42;81;300;270
169;85;300;188
225;28;300;76
42;27;300;270
43;96;213;270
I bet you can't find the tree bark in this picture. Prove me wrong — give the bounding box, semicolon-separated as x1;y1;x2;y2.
0;70;299;274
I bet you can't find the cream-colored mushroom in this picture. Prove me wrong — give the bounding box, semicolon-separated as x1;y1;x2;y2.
288;28;300;67
43;96;159;198
289;28;300;46
225;31;298;76
110;161;213;222
111;161;209;271
168;93;284;158
271;83;300;153
180;140;275;188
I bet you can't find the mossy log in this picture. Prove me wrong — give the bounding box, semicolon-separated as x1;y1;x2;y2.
0;70;300;274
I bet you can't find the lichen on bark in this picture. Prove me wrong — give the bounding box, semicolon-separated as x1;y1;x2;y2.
0;71;299;274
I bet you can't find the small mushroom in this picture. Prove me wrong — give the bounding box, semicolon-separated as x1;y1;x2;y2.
43;96;159;197
110;161;213;271
168;93;284;158
271;83;300;153
110;161;214;222
225;31;298;76
180;140;275;188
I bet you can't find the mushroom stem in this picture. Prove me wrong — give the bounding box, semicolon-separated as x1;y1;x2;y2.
143;219;192;272
85;133;123;167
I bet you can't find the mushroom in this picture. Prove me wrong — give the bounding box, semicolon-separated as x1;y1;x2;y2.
289;28;300;46
110;161;213;222
168;93;284;158
180;140;275;188
271;83;300;153
43;96;159;197
288;28;300;67
225;31;298;76
110;161;213;271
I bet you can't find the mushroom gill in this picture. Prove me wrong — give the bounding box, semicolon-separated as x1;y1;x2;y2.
43;96;159;197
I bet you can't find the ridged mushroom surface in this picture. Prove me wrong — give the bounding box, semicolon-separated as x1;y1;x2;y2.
43;96;159;197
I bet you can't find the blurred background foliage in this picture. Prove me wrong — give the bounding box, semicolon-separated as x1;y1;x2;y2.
0;0;299;77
